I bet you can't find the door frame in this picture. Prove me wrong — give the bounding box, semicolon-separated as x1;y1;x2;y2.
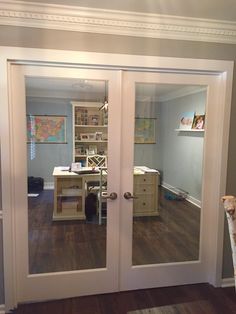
0;47;233;311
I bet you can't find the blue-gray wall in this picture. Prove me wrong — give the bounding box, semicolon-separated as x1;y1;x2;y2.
27;99;73;184
134;90;206;203
160;90;206;201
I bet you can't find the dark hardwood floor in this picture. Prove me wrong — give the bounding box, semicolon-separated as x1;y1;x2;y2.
28;190;106;273
133;188;200;264
28;187;200;273
14;197;233;313
11;284;236;314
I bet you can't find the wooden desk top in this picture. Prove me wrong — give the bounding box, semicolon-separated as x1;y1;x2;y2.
53;166;159;177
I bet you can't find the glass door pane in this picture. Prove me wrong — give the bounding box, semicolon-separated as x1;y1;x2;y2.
26;77;109;274
132;83;206;265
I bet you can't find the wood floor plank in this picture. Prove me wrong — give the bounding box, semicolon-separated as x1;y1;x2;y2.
11;285;236;314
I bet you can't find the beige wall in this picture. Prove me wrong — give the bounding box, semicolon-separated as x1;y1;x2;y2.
0;27;235;303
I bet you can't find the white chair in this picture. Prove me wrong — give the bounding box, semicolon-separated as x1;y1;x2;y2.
86;154;107;168
85;154;107;193
86;155;108;224
98;167;108;225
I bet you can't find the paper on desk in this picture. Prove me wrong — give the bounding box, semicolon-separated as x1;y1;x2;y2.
135;166;160;174
58;166;70;171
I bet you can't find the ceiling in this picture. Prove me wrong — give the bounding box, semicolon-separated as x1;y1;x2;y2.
18;0;236;22
26;77;204;103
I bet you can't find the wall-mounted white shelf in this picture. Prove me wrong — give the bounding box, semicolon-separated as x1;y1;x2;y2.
175;129;204;132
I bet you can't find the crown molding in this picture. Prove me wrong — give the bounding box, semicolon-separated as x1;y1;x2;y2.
1;0;236;44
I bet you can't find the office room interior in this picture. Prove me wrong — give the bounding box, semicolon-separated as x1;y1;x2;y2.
25;79;205;273
1;1;236;313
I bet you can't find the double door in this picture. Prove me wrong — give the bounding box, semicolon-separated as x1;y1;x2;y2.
10;64;216;303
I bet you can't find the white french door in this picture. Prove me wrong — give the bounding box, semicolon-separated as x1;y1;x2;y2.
10;64;122;302
119;70;224;290
9;62;226;304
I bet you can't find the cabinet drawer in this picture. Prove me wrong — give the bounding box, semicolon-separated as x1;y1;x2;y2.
134;196;156;212
134;174;156;185
134;184;154;194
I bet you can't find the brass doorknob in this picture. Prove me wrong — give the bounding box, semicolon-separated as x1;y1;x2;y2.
123;192;138;199
103;192;117;200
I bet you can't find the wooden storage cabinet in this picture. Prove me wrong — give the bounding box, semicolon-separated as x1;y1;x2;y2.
72;102;108;165
53;175;85;220
133;173;159;216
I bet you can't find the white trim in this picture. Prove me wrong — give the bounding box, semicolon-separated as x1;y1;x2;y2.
221;277;235;288
0;304;5;314
162;182;201;208
1;1;236;44
0;47;233;311
44;182;54;190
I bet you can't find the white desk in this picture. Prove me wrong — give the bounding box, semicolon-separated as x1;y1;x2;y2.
53;167;100;221
53;166;159;221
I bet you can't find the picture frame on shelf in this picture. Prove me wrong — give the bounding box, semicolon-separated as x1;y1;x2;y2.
75;145;85;155
179;112;195;130
87;145;97;155
88;114;100;125
80;133;96;140
192;114;205;130
88;133;96;141
80;133;89;140
95;132;103;141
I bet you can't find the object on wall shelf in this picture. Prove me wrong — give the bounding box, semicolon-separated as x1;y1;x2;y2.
135;118;156;144
178;111;195;130
27;115;67;143
192;114;205;130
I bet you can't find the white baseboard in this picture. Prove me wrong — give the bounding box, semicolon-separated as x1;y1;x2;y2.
44;182;54;190
0;304;5;314
221;277;235;288
162;182;201;208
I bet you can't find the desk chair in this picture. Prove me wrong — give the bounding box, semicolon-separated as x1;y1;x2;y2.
86;154;107;168
86;155;107;224
98;167;108;225
86;154;107;193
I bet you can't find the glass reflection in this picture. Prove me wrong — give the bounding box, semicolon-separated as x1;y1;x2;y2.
26;77;108;274
132;83;205;265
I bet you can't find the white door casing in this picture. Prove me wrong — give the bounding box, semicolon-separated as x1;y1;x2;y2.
0;47;233;311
